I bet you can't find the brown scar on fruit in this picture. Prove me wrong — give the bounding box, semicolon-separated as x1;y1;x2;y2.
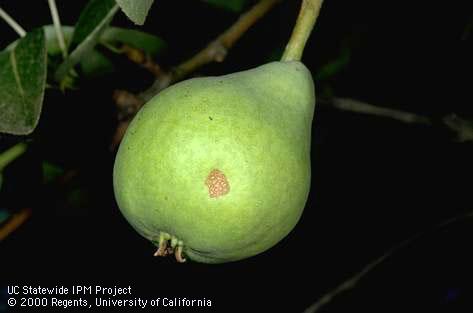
205;169;230;198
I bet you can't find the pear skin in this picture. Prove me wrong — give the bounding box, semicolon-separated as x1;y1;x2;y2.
113;61;315;263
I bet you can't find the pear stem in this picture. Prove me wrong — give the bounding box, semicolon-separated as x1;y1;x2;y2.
281;0;324;62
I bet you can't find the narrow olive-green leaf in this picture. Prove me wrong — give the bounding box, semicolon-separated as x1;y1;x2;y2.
115;0;154;25
203;0;249;13
101;27;166;55
54;0;119;82
0;29;47;135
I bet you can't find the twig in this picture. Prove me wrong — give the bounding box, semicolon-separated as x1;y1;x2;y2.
0;6;26;37
303;209;473;313
121;45;165;77
0;208;32;241
331;98;432;125
139;0;281;101
47;0;68;59
442;114;473;142
328;97;473;143
113;89;145;121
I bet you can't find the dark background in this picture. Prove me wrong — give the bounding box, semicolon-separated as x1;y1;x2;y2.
1;0;472;312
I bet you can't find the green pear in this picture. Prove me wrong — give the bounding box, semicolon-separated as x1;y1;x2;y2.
113;61;315;263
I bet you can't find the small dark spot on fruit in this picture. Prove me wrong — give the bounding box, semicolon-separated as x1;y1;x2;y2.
209;116;213;121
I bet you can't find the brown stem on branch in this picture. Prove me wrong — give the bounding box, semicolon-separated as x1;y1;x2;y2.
0;208;32;241
113;90;145;121
121;45;165;77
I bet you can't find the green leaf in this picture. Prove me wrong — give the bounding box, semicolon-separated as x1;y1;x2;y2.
6;25;74;55
115;0;155;25
0;143;28;171
6;24;165;80
40;25;166;57
54;0;119;82
265;47;284;63
0;29;47;135
315;47;351;81
80;50;115;77
44;26;74;55
42;161;65;184
0;208;9;224
101;27;167;56
203;0;249;13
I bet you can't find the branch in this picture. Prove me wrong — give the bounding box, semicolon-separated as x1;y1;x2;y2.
442;113;473;142
303;209;473;313
139;0;281;101
331;98;432;125
0;6;26;37
0;208;32;241
325;98;473;143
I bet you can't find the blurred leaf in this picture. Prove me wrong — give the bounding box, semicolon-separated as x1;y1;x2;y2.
44;26;74;55
0;143;28;172
101;27;167;55
0;208;9;224
0;29;47;135
5;25;74;55
203;0;249;12
54;0;119;82
315;47;351;81
69;0;118;51
80;50;115;77
115;0;155;25
42;162;65;184
443;114;473;143
461;12;473;40
265;47;284;63
67;188;90;208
